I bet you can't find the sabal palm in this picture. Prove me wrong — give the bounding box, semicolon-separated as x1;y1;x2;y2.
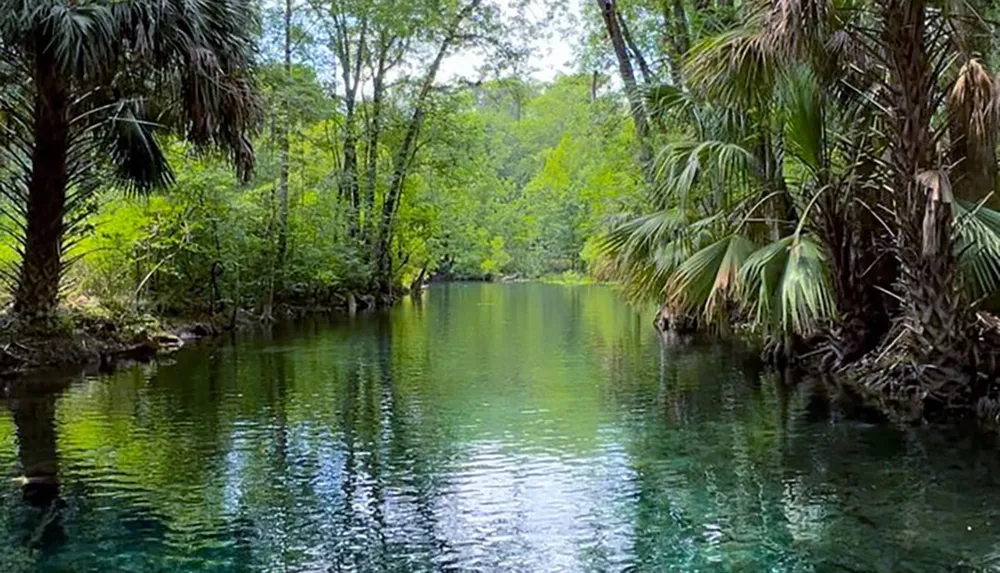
0;0;258;320
602;0;1000;375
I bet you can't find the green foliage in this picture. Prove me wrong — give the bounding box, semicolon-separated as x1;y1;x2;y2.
955;200;1000;301
24;68;644;316
738;236;836;334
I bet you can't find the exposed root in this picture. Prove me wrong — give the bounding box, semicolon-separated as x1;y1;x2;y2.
795;311;1000;426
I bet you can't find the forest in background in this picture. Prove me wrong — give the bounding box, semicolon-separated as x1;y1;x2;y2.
0;0;643;325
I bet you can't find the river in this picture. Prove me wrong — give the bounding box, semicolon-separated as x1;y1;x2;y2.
2;283;1000;571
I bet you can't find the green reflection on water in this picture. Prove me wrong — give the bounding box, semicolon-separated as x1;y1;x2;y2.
2;283;1000;572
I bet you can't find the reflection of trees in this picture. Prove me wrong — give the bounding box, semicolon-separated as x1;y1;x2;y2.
15;285;1000;571
7;378;68;548
318;313;455;569
611;335;1000;570
189;312;462;571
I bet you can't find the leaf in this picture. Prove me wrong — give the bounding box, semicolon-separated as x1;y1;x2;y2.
667;234;754;321
739;235;836;333
955;199;1000;300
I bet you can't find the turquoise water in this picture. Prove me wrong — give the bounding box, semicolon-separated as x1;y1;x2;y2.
3;283;1000;572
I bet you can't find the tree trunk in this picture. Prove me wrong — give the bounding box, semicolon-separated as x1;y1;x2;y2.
15;41;71;320
342;108;360;225
658;3;685;88
363;36;389;246
617;10;654;85
663;0;691;87
276;0;292;292
373;0;481;297
824;202;894;366
333;13;367;235
596;0;652;170
881;0;972;400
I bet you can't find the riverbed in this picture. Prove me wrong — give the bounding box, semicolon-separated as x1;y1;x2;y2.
3;283;1000;571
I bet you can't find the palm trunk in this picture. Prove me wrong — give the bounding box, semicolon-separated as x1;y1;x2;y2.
825;206;894;366
882;0;971;394
15;44;70;320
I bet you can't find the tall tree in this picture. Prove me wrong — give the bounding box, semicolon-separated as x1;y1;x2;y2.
372;0;486;296
595;0;652;167
0;0;258;323
662;0;690;87
276;0;294;302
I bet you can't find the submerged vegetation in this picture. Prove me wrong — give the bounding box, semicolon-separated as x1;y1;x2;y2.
1;0;1000;423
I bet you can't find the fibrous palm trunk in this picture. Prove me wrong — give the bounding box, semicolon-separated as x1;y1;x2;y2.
880;0;972;410
15;41;70;321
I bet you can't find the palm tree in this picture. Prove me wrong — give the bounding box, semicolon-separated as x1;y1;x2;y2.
599;0;1000;417
0;0;259;323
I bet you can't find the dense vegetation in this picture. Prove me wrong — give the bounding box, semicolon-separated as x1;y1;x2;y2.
594;0;1000;421
0;0;642;324
5;0;1000;421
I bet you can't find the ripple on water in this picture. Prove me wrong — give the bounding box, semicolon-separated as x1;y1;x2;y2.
3;284;1000;572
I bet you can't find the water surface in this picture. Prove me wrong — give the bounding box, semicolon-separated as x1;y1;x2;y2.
3;283;1000;572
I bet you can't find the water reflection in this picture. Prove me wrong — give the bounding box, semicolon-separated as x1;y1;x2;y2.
7;379;67;551
3;284;1000;571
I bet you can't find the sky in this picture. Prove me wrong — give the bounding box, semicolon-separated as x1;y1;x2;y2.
440;0;584;83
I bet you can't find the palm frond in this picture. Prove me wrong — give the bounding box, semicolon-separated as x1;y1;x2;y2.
667;234;754;321
739;234;836;333
652;138;755;210
685;28;781;108
955;199;1000;300
781;66;826;174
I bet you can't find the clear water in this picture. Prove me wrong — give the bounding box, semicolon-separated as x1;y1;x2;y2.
3;283;1000;572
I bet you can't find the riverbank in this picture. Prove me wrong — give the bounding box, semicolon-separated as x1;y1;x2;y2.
0;294;388;378
647;299;1000;429
0;308;230;378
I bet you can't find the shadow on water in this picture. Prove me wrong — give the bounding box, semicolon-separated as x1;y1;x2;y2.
3;284;1000;571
